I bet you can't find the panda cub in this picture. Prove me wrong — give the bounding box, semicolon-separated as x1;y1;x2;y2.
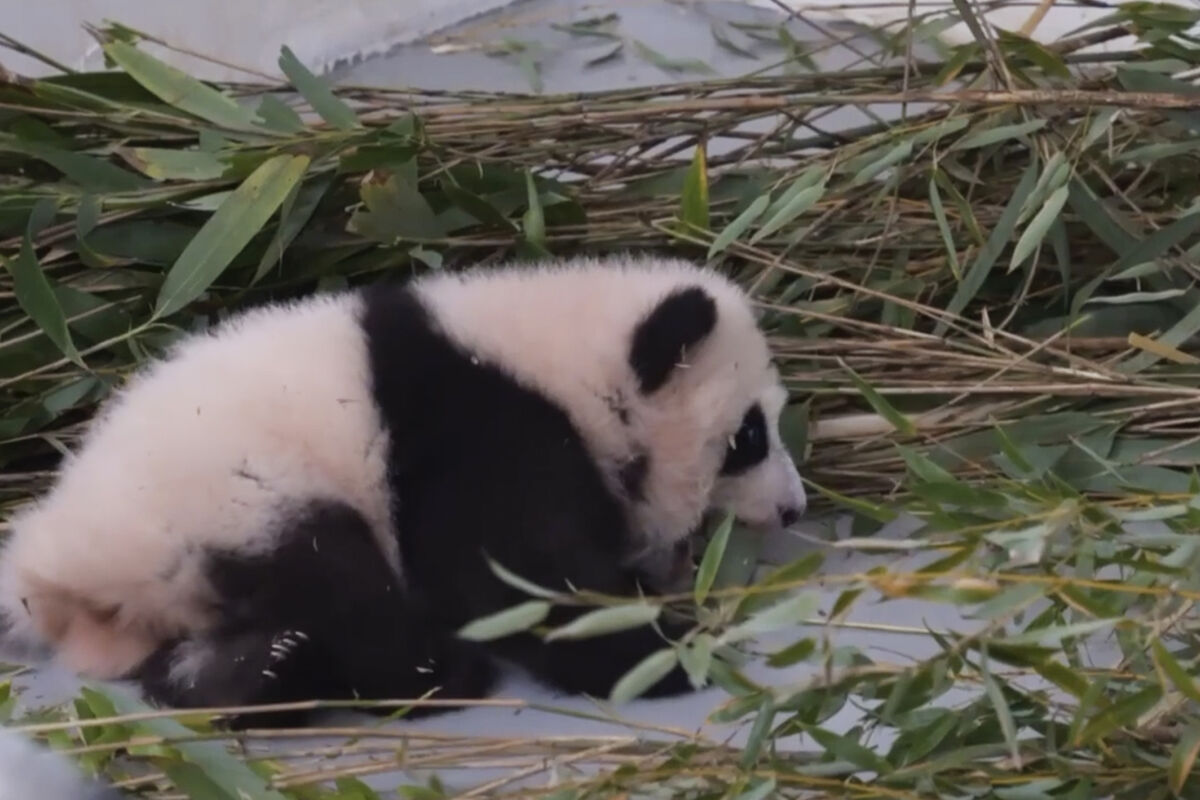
0;255;806;724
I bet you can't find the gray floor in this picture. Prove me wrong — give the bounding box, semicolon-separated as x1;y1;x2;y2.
3;1;1065;796
5;510;1120;795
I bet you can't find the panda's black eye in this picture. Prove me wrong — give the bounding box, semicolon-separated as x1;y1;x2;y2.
720;404;768;475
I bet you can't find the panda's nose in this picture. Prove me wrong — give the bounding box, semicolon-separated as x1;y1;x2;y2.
778;505;802;527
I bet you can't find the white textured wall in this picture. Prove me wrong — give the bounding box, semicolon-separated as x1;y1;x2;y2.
4;0;518;80
2;0;1143;82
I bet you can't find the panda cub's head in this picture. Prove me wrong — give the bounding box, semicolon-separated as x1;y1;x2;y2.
416;255;807;589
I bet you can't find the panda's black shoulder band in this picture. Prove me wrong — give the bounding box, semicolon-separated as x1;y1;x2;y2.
629;286;717;394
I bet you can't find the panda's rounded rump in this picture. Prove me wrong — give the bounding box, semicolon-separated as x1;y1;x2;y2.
0;292;395;678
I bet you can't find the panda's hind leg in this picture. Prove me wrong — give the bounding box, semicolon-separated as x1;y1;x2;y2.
133;500;497;728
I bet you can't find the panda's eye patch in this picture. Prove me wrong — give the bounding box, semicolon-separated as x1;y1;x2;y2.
720;404;768;475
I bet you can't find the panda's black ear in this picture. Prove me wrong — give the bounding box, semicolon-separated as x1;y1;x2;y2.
629;286;717;394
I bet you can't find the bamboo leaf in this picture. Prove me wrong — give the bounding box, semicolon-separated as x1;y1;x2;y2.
679;142;710;231
840;361;915;434
708;193;768;258
522;170;547;249
103;41;261;132
1077;685;1163;744
929;176;961;280
694;511;733;604
486;558;562;599
803;725;892;773
1152;639;1200;702
1009;185;1069;271
982;663;1020;766
609;648;679;704
952;118;1047;151
252;173;332;284
750;184;824;244
851;140;912;186
154;154;309;319
739;697;775;768
545;603;661;641
1120;298;1200;374
163;762;238;800
458;600;551;641
1169;719;1200;795
938;162;1039;333
4;199;82;367
128;147;227;181
256;94;306;133
101;687;290;800
722;592;819;643
278;45;360;131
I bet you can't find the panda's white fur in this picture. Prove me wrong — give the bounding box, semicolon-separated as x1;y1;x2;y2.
0;254;806;722
0;292;398;678
412;260;804;544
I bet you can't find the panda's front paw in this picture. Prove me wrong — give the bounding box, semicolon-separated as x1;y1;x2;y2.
261;629;310;680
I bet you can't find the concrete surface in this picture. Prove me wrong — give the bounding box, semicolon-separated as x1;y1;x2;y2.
4;0;1128;83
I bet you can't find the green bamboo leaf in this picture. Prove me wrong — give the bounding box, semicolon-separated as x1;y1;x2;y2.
443;182;517;230
1169;719;1200;795
101;686;289;800
486;558;562;599
735;778;777;800
803;725;893;773
765;637;816;668
256;94;306;133
851;140;912;186
154;154;309;319
1033;660;1089;699
694;511;733;604
722;592;819;643
630;40;715;74
129;147;227;181
0;135;151;193
750;184;824;244
951;117;1047;151
278;45;360;131
609;648;679;704
522;170;547;249
1076;685;1162;744
1017;152;1070;225
982;665;1020;765
1001;618;1117;647
840;360;915;434
545;603;661;641
738;551;823;619
910;116;969;145
1008;184;1069;271
164;762;239;800
1120;298;1200;374
253;173;332;284
678;633;715;688
4;199;82;367
458;600;551;641
1121;140;1200;163
103;41;261;132
1081;107;1120;149
708;194;768;258
679;142;710;231
1112;211;1200;274
809;481;898;523
739;696;775;768
1152;639;1200;702
928;176;961;280
938;162;1039;334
